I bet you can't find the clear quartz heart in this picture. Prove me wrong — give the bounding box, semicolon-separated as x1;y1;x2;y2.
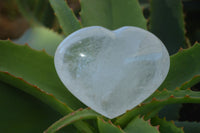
54;26;170;119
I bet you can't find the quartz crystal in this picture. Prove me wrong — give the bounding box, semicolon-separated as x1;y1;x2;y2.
54;26;170;119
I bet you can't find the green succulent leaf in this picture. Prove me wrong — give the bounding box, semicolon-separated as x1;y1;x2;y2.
0;81;62;133
0;40;96;132
49;0;82;36
115;89;200;127
0;40;84;111
149;0;187;54
124;116;159;133
0;71;73;115
14;26;64;56
45;108;100;133
16;0;55;27
80;0;147;30
38;1;55;28
175;121;200;133
98;117;125;133
159;43;200;90
152;43;200;122
16;0;40;25
151;117;184;133
143;106;163;120
179;75;200;90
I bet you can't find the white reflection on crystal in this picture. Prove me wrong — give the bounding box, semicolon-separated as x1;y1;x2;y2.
79;53;86;57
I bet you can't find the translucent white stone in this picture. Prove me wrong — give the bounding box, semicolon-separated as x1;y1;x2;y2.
54;26;170;119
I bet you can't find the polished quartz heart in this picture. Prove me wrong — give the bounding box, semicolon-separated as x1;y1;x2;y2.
54;26;170;119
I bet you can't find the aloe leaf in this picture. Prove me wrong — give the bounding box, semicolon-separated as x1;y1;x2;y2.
175;121;200;133
148;43;200;121
80;0;147;30
40;2;55;28
159;43;200;90
97;117;125;133
0;81;63;133
0;71;88;132
0;40;96;132
151;117;184;133
115;89;200;127
33;0;47;18
180;75;200;90
44;108;100;133
0;71;73;114
16;0;40;25
149;0;187;54
0;40;84;110
124;116;159;133
14;26;64;56
49;0;82;36
142;106;163;120
16;0;55;27
32;0;55;27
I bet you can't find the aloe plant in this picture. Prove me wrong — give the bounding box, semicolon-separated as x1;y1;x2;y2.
1;0;200;132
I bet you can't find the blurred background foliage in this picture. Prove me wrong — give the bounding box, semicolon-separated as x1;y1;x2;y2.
0;0;200;44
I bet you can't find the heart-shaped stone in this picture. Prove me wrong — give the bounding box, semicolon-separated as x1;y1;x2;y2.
54;26;170;119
